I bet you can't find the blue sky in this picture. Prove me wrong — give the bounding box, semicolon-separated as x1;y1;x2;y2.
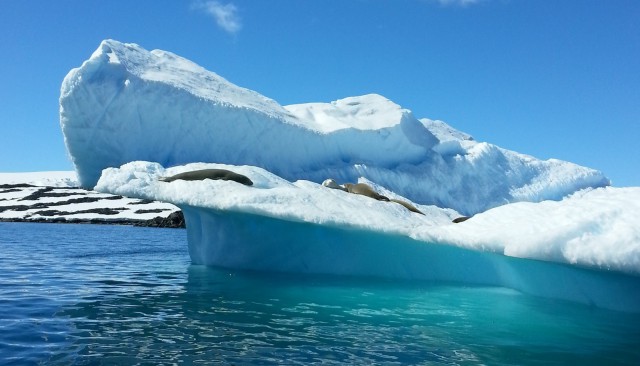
1;0;638;186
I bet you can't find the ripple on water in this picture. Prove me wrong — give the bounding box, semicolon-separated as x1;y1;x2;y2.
1;222;640;365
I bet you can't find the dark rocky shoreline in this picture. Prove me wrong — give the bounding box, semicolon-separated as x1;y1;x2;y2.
0;183;185;228
0;210;185;228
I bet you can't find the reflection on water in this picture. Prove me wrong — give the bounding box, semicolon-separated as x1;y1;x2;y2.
1;222;639;365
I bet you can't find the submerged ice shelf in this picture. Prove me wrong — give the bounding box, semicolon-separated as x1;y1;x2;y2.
96;161;640;313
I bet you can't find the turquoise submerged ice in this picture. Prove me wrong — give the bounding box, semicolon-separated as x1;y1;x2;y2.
61;40;639;312
96;161;640;313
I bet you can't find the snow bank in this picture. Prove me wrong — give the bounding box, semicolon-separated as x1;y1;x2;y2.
419;187;640;275
95;161;457;233
96;161;640;312
61;40;609;215
0;171;78;187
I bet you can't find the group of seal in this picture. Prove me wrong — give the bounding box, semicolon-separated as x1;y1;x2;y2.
159;168;253;186
159;170;470;223
323;179;471;222
322;179;425;215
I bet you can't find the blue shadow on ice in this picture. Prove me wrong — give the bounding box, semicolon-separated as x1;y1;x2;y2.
182;205;640;313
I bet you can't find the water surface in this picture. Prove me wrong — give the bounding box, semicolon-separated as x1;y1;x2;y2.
1;222;638;365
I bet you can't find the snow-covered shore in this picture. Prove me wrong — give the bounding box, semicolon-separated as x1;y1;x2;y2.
0;172;183;227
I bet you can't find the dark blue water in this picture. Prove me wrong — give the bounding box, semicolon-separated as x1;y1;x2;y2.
1;222;639;365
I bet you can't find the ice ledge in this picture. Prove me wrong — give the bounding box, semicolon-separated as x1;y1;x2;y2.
181;205;640;313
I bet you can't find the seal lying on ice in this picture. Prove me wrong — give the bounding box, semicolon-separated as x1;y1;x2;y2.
452;216;471;223
343;183;390;201
322;178;348;192
159;169;253;186
388;198;425;215
323;179;424;215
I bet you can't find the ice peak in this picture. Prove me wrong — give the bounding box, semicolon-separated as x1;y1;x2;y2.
284;93;412;133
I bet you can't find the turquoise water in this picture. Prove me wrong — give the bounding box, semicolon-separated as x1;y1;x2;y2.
1;222;638;365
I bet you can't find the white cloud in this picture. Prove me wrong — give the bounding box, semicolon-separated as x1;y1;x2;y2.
193;1;242;34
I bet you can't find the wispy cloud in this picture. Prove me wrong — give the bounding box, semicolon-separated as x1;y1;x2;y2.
431;0;483;7
193;1;242;34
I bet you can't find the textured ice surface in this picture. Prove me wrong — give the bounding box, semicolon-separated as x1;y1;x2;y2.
61;40;609;215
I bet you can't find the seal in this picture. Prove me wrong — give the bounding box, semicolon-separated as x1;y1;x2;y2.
322;179;347;192
159;169;253;186
452;216;471;223
323;179;425;215
389;198;425;215
343;183;390;201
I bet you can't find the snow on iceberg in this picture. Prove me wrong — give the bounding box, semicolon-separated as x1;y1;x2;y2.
96;161;640;312
60;40;609;215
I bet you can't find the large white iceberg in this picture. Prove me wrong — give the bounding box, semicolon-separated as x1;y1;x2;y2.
60;40;609;215
62;40;639;312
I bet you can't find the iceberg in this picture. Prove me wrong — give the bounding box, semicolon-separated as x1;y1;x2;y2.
62;40;639;312
60;40;609;215
96;161;640;312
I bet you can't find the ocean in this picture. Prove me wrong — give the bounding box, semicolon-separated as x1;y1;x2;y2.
1;222;638;365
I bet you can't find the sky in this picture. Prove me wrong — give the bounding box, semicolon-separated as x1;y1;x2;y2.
1;0;638;187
